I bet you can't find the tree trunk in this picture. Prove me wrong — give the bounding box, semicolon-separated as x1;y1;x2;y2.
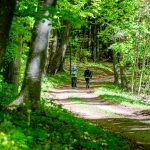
93;20;97;61
131;52;137;94
120;63;127;89
47;20;70;75
88;23;92;52
96;26;100;61
91;24;94;61
131;63;135;94
58;58;65;72
119;53;128;89
131;33;140;94
46;29;58;73
138;47;146;95
10;0;57;109
12;34;22;93
113;50;119;84
0;0;16;69
144;72;150;96
3;34;22;94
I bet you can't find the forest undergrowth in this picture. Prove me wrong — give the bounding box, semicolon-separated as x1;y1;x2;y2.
0;62;149;150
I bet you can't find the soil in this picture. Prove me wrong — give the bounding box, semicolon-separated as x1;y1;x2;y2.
45;75;150;150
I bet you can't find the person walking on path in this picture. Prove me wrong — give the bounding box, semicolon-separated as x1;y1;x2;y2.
71;64;78;88
84;67;92;88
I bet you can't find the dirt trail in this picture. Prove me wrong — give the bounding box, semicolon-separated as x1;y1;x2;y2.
45;76;150;150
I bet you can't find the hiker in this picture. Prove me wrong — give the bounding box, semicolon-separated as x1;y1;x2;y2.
71;64;78;88
84;67;92;88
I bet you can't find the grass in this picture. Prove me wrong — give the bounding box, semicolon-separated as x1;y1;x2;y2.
95;83;150;108
0;75;17;108
0;65;130;150
0;101;130;150
42;71;71;91
1;61;144;150
68;97;82;102
87;62;113;73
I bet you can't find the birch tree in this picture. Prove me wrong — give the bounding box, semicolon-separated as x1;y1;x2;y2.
10;0;57;109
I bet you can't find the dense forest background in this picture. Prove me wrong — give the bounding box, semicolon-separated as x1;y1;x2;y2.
0;0;150;149
0;0;149;108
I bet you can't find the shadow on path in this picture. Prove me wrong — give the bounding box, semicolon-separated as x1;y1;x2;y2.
90;118;150;150
45;75;150;150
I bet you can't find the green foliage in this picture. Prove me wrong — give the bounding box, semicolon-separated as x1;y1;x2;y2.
7;16;34;59
93;0;150;95
15;0;38;17
68;97;81;102
97;0;136;42
0;114;29;149
56;0;89;29
95;83;150;108
78;49;91;63
42;71;71;91
0;76;16;108
5;0;35;59
88;62;113;73
0;102;130;149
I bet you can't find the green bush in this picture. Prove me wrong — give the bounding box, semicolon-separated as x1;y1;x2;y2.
0;75;16;108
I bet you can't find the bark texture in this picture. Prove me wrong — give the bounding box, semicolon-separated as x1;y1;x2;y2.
119;53;128;90
0;0;16;69
3;34;22;93
113;50;119;84
47;20;70;75
46;29;58;73
10;0;57;108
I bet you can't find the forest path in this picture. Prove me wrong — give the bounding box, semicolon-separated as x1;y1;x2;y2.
45;75;150;150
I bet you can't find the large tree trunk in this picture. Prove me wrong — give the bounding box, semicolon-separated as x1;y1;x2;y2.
0;0;16;69
46;29;58;73
47;20;70;75
13;34;23;92
10;0;57;109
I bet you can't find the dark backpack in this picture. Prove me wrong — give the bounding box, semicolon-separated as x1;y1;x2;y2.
84;70;92;78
